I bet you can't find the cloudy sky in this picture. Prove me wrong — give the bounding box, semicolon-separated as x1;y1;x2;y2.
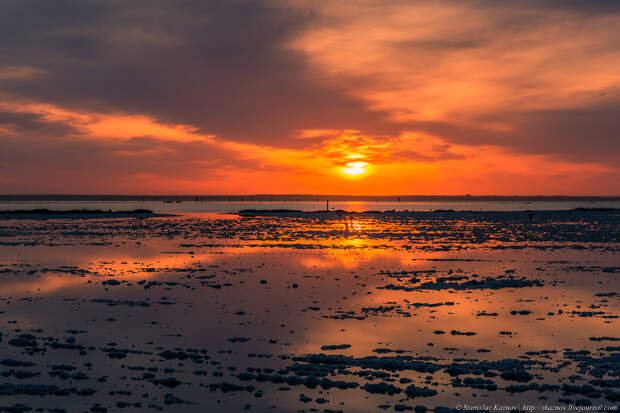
1;0;619;194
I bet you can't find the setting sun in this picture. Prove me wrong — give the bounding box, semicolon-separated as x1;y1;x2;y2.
341;161;369;177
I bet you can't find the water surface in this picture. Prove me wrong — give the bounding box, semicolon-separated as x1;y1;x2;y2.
0;210;617;412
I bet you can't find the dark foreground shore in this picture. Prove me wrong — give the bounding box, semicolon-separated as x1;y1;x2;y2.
0;210;617;412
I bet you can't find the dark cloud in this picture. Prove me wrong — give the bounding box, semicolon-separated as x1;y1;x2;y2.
410;98;620;166
0;111;79;136
396;39;485;51
395;150;465;162
0;133;270;192
474;0;620;14
0;0;403;147
495;102;620;164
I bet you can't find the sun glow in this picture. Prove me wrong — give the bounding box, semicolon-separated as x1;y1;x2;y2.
341;161;368;177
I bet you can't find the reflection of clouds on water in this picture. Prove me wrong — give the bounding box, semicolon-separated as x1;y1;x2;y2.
0;212;617;411
0;245;216;296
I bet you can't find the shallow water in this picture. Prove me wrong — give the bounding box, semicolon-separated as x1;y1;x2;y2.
0;211;618;412
1;199;620;213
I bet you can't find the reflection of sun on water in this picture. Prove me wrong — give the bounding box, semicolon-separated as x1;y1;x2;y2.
342;218;365;233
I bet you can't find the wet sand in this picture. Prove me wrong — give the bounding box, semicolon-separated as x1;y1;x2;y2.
0;210;618;412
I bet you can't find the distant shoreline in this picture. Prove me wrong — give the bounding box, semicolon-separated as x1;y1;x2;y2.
0;209;174;220
2;207;618;220
0;194;618;202
238;208;620;217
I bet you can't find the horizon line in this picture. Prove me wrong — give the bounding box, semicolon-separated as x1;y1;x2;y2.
1;194;619;199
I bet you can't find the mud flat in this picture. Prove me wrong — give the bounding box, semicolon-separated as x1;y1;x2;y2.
0;210;617;412
0;209;175;220
238;208;620;217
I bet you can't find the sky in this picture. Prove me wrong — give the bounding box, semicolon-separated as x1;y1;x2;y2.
0;0;619;195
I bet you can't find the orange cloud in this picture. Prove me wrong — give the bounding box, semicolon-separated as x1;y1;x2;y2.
0;95;615;195
286;1;620;123
0;98;211;142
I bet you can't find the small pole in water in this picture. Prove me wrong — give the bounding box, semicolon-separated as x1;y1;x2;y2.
326;199;329;211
